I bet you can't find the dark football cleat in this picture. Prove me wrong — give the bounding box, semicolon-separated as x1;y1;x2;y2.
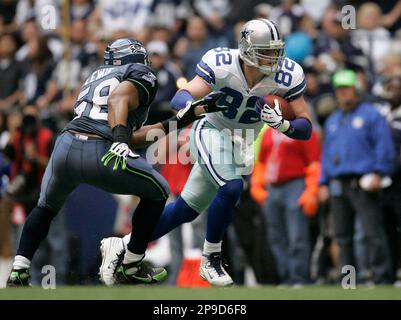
7;269;31;287
115;259;167;285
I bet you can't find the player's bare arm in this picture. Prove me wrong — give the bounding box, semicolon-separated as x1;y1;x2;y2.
108;81;140;129
180;75;213;100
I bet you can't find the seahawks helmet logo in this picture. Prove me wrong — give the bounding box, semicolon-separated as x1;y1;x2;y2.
142;72;156;87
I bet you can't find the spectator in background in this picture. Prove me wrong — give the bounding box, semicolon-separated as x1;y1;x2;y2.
284;31;313;65
351;2;392;81
0;33;22;113
372;53;401;97
299;0;331;23
16;18;63;63
36;19;97;129
380;73;401;285
0;0;17;34
150;0;182;33
311;7;366;82
253;3;273;20
318;69;395;284
251;128;321;286
16;19;40;62
70;0;95;21
145;40;181;125
2;105;53;214
173;16;215;80
193;0;234;48
0;106;69;285
228;0;271;25
377;0;401;35
269;0;304;38
20;36;55;107
303;66;335;127
91;0;154;41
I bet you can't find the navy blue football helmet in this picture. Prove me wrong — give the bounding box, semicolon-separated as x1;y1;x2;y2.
104;38;150;66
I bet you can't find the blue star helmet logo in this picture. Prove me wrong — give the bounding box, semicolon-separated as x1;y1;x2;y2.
240;29;253;40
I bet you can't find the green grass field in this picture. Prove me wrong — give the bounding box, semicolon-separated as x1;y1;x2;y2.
1;285;400;300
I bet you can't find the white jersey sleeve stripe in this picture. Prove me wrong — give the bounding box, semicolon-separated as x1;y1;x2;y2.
283;78;306;100
285;84;306;100
196;60;216;84
196;64;213;85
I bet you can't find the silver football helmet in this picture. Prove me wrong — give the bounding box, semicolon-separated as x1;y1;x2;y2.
104;38;150;66
239;19;285;74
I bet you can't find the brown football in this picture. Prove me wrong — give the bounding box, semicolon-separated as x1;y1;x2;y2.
263;95;295;121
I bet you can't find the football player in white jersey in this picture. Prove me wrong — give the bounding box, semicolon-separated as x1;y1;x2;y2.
99;19;312;286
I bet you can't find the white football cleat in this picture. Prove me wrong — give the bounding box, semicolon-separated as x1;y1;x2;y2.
99;237;125;286
200;252;234;287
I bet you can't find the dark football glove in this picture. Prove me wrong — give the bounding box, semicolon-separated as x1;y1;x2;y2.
162;91;226;133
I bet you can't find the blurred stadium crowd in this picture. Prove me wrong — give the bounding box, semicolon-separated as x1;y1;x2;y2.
0;0;401;288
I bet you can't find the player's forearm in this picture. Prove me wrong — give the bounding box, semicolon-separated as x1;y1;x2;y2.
130;123;166;148
130;104;206;148
108;97;135;144
131;91;223;148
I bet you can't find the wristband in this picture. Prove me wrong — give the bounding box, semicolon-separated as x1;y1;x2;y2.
112;125;130;144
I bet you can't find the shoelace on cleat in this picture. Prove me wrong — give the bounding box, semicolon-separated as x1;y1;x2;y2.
208;253;226;277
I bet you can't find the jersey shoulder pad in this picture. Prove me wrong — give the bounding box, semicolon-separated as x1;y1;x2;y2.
124;63;158;106
280;58;306;101
195;47;236;86
124;63;157;89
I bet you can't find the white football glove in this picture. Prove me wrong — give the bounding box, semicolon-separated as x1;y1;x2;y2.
260;98;290;132
101;142;140;171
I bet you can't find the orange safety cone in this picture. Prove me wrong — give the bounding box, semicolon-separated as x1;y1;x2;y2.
176;251;211;288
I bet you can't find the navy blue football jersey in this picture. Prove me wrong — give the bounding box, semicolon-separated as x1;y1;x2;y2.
64;63;158;140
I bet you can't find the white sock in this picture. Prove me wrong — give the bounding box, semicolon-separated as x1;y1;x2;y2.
123;250;145;275
13;255;31;270
122;234;131;247
203;240;222;255
123;249;144;265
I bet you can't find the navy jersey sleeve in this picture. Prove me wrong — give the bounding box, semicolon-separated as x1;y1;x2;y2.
124;64;158;107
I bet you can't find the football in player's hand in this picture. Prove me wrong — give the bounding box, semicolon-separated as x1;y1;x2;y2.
263;95;296;121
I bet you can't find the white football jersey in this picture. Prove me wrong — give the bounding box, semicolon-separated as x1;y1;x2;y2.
195;48;306;138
